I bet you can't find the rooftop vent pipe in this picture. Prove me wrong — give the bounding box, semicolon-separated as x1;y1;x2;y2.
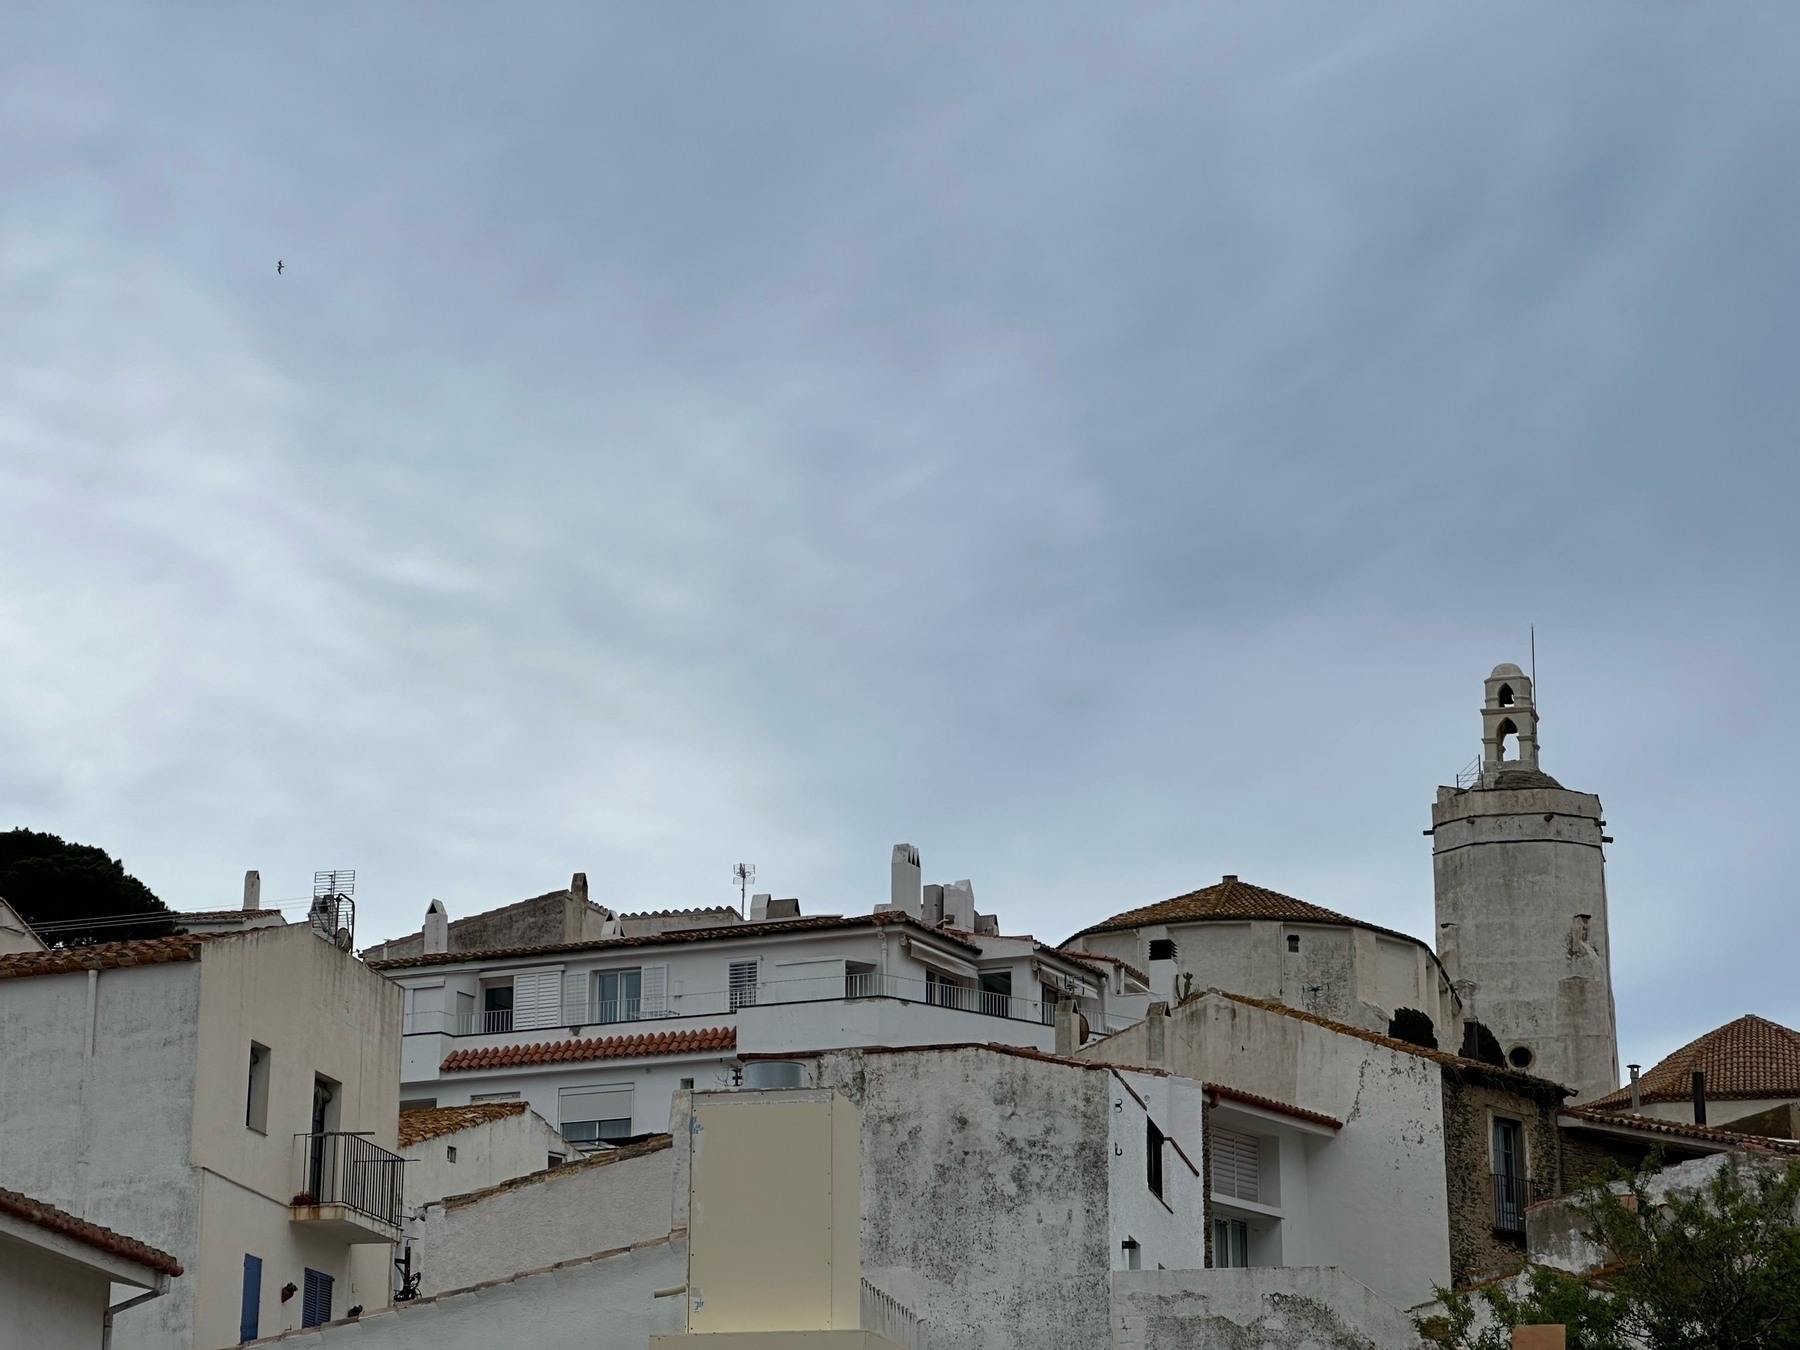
1628;1064;1641;1112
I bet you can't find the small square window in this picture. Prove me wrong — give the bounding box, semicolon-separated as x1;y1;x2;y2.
445;1145;457;1163
1287;934;1300;953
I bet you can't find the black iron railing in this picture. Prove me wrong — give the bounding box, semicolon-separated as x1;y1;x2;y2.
299;1132;405;1229
1493;1170;1529;1234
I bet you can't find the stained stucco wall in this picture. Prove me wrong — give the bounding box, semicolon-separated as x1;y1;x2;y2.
0;1237;113;1349
243;1236;686;1350
402;1109;574;1207
1079;994;1453;1310
811;1046;1116;1350
1111;1268;1425;1349
409;1137;678;1297
0;961;203;1350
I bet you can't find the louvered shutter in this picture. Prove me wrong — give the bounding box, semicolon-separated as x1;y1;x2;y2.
1210;1127;1261;1203
564;970;590;1023
512;970;563;1030
301;1269;333;1328
640;964;668;1018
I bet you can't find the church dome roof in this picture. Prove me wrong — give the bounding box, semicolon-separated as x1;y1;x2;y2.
1061;875;1432;952
1490;662;1525;678
1585;1014;1800;1112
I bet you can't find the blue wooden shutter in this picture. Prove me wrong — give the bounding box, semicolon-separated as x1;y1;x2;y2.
301;1268;333;1328
238;1254;262;1342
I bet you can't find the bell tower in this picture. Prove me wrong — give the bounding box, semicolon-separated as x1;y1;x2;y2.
1432;663;1619;1103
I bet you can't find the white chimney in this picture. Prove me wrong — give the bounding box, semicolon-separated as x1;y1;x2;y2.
242;870;262;911
889;844;922;919
750;892;771;921
942;880;976;930
423;899;449;954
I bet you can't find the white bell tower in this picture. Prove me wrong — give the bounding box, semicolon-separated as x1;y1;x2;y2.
1432;663;1619;1103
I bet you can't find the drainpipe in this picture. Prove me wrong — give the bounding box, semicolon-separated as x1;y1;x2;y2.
101;1285;168;1350
77;968;99;1209
1627;1064;1641;1112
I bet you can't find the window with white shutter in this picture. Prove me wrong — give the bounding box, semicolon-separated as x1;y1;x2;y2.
640;964;668;1017
1210;1127;1262;1204
729;960;759;1010
560;1084;635;1146
511;969;564;1030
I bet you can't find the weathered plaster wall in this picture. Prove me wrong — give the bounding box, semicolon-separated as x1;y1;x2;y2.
1438;1074;1563;1287
1080;994;1453;1310
243;1236;686;1349
402;1108;574;1207
1628;1096;1796;1127
0;1236;112;1349
1107;1070;1206;1274
812;1046;1116;1350
0;961;203;1350
1111;1268;1425;1349
409;1137;678;1296
1432;783;1619;1103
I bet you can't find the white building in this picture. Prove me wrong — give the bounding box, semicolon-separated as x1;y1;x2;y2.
0;895;47;954
0;924;404;1349
367;855;1122;1156
396;1102;576;1208
1;1186;182;1350
1060;874;1458;1038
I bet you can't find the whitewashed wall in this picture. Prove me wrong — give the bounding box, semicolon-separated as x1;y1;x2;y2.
402;1108;574;1207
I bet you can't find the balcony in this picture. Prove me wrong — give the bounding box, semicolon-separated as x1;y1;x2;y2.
1492;1170;1532;1236
404;973;1072;1036
291;1132;405;1243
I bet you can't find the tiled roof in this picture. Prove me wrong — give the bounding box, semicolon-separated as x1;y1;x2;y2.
1560;1106;1800;1156
619;907;740;919
0;1188;183;1276
398;1102;528;1146
1585;1015;1800;1111
1053;950;1151;985
1062;876;1431;952
370;910;982;971
174;909;283;921
0;935;207;981
442;1025;736;1072
1205;1082;1344;1130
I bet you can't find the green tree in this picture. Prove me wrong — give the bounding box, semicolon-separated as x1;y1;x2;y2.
1420;1157;1800;1350
0;828;178;946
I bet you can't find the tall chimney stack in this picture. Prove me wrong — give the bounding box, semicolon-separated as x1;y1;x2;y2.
1692;1070;1707;1126
243;870;261;911
423;899;449;955
890;845;922;920
1627;1064;1641;1112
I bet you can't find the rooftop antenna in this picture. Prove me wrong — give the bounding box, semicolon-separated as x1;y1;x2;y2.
1530;624;1537;700
312;869;356;950
732;863;755;915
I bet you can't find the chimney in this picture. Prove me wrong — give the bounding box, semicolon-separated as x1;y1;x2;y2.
1054;1001;1078;1057
1692;1070;1707;1126
1144;1001;1168;1067
750;893;771;922
571;872;589;906
889;844;922;919
1628;1064;1641;1112
423;900;449;955
941;880;976;930
243;870;262;911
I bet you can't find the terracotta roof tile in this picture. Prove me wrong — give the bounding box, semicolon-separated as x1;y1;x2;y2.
1204;1083;1344;1129
1063;876;1432;953
0;1188;182;1276
0;936;207;981
370;911;980;971
1560;1106;1800;1156
441;1025;736;1073
398;1102;528;1146
174;909;283;921
1585;1015;1800;1111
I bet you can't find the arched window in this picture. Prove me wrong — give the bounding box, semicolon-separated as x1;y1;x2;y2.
1497;717;1518;760
1496;683;1514;707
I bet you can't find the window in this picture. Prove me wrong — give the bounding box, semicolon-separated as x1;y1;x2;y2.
925;967;961;1009
1497;682;1515;707
239;1254;262;1342
679;1078;695;1090
977;970;1013;1017
399;1098;438;1112
548;1152;566;1168
560;1083;634;1146
306;1076;339;1199
301;1268;333;1328
597;968;642;1024
1213;1219;1249;1268
1146;1118;1165;1199
1121;1237;1141;1271
1493;1117;1526;1234
1507;1045;1534;1070
470;1091;521;1103
1148;938;1177;962
245;1042;270;1134
481;982;515;1034
445;1146;457;1163
1287;934;1301;953
1211;1127;1262;1204
729;960;759;1010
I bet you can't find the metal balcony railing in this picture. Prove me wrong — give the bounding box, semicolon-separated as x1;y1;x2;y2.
862;1278;927;1350
298;1133;405;1230
402;973;1089;1037
1493;1170;1529;1235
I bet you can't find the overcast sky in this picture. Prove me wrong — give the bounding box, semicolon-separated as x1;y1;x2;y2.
2;5;1796;1073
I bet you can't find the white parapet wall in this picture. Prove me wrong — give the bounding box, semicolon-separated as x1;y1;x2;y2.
1111;1268;1426;1350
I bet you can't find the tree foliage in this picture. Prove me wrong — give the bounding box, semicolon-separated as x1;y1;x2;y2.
0;828;177;946
1389;1006;1438;1049
1421;1156;1800;1350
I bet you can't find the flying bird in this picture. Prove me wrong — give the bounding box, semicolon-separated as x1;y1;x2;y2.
276;260;284;274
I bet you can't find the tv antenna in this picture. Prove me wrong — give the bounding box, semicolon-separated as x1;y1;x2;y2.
312;869;357;950
732;863;755;912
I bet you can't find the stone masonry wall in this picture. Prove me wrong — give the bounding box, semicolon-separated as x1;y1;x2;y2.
1439;1072;1562;1288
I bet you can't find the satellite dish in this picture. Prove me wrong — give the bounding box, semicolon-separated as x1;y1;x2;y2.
334;927;353;951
